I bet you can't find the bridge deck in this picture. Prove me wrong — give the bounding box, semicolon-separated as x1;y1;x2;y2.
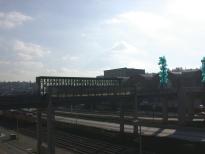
0;94;133;109
0;86;204;109
0;95;46;109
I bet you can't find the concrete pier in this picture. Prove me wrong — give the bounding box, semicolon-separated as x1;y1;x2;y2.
119;101;124;134
47;98;55;154
133;94;139;135
36;109;42;154
178;88;186;125
161;98;168;123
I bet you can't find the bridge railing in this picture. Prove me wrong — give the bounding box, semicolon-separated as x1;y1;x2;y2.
47;86;135;97
36;76;122;96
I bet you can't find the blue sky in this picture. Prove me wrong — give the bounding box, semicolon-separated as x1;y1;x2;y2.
0;0;204;81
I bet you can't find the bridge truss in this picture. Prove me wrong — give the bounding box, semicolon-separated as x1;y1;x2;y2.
36;76;121;96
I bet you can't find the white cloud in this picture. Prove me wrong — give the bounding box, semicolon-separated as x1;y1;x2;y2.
105;11;174;43
14;61;44;70
43;67;100;77
0;60;10;65
104;18;122;24
0;11;32;29
2;0;205;81
102;0;205;70
0;39;52;80
167;0;205;21
62;54;79;61
81;33;87;38
106;41;156;71
0;60;45;81
14;40;50;60
104;0;205;45
110;41;146;55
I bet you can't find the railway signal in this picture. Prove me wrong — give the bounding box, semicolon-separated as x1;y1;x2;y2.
158;56;168;88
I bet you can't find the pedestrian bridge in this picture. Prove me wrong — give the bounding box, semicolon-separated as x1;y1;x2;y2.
0;76;133;109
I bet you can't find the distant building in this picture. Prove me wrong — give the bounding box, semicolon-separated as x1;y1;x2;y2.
0;82;36;96
170;68;201;87
104;67;145;78
96;75;104;78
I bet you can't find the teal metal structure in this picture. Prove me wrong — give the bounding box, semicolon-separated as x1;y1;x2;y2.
201;57;205;83
158;56;168;88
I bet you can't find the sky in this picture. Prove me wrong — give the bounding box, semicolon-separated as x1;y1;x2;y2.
0;0;205;81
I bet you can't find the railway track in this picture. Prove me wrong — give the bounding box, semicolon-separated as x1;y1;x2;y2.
19;128;131;154
56;131;126;154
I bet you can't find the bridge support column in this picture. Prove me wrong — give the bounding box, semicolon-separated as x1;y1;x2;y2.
187;96;194;122
37;109;42;154
133;119;142;154
90;102;95;112
120;101;124;134
47;97;55;154
161;98;168;123
133;95;138;135
178;88;186;125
